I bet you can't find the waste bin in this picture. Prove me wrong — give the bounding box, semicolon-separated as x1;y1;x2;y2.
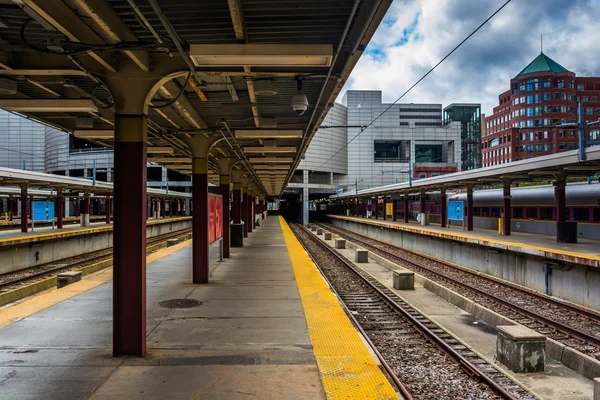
420;212;429;226
230;223;244;247
556;221;577;243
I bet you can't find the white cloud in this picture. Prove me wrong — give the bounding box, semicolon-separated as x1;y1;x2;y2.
340;0;600;115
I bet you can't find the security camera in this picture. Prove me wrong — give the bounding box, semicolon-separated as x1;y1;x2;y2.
291;94;309;116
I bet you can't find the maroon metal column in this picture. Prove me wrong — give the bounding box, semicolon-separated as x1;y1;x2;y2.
403;195;409;223
233;183;241;223
466;185;474;231
113;114;147;357
242;189;248;237
192;158;209;284
220;175;230;258
248;194;253;233
382;199;387;220
440;190;447;228
160;198;166;218
392;199;397;222
419;191;426;214
20;185;28;233
502;181;511;235
55;193;63;229
106;196;111;224
555;179;566;223
374;200;379;219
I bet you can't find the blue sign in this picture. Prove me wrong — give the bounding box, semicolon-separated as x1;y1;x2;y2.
33;202;54;222
448;201;464;221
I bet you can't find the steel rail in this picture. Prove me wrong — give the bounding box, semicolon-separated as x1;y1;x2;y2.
293;223;518;400
319;222;600;349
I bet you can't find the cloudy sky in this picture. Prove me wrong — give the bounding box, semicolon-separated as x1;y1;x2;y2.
340;0;600;115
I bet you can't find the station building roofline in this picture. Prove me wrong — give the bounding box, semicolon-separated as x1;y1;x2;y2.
0;167;191;198
332;146;600;198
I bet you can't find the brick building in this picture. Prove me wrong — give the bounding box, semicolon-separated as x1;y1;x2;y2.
483;53;600;166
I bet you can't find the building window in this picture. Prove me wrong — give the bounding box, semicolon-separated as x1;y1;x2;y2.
535;144;542;152
559;142;566;150
587;107;594;115
527;107;534;116
527;95;534;104
543;93;550;101
527;120;534;127
543;80;551;88
544;144;551;151
568;143;576;150
569;130;575;138
557;79;565;88
583;97;589;102
527;145;533;153
577;84;585;90
568;94;573;100
535;94;542;103
373;140;410;163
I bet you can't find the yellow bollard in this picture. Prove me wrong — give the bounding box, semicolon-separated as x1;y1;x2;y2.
498;218;502;235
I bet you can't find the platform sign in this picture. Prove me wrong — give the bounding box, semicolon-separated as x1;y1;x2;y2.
447;201;464;227
32;201;54;222
208;193;223;244
385;202;393;217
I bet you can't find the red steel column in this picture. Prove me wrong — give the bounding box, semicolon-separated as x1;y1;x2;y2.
466;184;474;231
106;196;111;224
502;181;511;236
220;175;231;258
192;158;209;284
8;196;14;221
247;192;253;233
555;179;566;223
233;183;242;223
20;185;28;233
55;191;63;229
242;188;248;237
392;199;397;222
440;190;447;228
374;200;379;219
160;198;166;218
113;114;147;357
403;195;409;223
382;199;387;220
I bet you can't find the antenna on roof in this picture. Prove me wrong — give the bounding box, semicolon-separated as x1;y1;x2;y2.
541;34;543;53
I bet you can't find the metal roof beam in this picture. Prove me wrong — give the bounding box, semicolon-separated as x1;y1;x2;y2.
158;80;207;129
0;99;97;112
21;0;116;72
69;0;150;72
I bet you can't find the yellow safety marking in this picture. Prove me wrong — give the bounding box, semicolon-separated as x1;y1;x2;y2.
279;216;398;400
328;214;600;262
0;239;191;330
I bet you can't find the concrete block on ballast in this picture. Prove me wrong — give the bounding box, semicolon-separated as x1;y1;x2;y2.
496;325;546;373
316;228;323;235
324;232;332;240
334;238;346;249
594;378;600;400
57;271;83;289
355;249;368;263
393;270;415;290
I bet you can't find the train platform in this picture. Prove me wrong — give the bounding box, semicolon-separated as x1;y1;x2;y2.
0;216;191;247
0;216;398;400
327;214;600;267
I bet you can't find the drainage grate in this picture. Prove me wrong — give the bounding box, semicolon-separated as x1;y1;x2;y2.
157;299;203;309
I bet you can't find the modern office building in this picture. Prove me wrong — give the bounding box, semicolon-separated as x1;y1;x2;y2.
0;110;46;172
288;90;479;222
483;53;600;166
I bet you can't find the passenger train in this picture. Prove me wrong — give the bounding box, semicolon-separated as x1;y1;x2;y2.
326;182;600;240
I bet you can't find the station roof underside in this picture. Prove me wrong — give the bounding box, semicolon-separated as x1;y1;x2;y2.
0;167;191;198
0;0;392;197
333;147;600;199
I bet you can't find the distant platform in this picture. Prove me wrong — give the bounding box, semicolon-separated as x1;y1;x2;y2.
327;214;600;268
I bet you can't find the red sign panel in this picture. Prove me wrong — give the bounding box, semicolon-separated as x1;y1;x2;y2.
208;193;223;244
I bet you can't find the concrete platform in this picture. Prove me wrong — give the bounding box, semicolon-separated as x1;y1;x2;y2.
312;227;594;400
328;214;600;267
0;217;397;400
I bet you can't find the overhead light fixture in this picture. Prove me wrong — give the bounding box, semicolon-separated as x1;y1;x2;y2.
0;99;98;113
189;44;333;67
147;147;175;155
73;130;113;139
250;157;293;163
244;147;297;154
235;129;302;139
253;165;290;170
148;157;191;163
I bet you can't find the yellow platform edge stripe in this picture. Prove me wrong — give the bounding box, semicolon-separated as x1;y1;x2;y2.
0;239;192;330
327;214;600;262
278;216;398;400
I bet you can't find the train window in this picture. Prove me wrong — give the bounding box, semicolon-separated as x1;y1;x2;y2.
594;209;600;223
540;208;553;220
513;208;524;218
526;207;538;219
473;208;481;217
491;207;502;217
481;208;490;217
573;208;590;222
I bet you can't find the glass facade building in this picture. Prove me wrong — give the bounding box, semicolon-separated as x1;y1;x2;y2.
443;104;482;170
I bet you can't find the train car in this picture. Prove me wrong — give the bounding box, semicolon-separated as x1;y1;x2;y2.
447;182;600;239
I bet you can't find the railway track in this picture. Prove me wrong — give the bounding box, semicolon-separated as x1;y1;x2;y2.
291;223;534;400
0;228;192;292
317;222;600;360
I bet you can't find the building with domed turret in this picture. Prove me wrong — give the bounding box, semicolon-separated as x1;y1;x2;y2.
482;53;600;167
